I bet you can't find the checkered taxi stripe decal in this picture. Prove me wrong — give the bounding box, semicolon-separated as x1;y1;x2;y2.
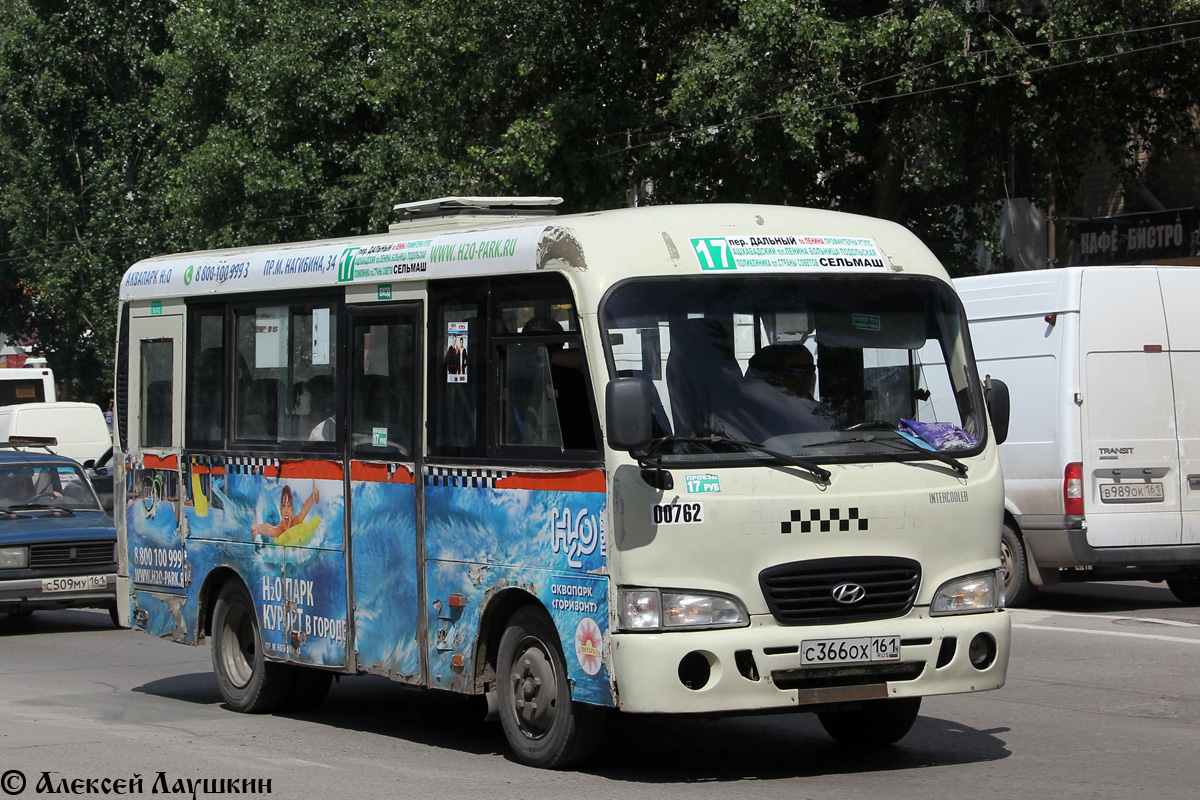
425;467;515;488
781;507;869;534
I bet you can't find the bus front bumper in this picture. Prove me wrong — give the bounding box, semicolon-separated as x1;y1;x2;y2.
607;608;1010;715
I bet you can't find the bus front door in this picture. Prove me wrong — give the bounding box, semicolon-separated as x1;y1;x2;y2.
346;304;425;683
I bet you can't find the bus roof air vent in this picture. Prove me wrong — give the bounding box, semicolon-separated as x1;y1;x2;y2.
390;196;563;228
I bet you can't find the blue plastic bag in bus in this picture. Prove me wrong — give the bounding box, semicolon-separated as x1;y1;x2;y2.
898;418;978;451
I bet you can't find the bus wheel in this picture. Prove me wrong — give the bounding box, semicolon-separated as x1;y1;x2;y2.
287;667;334;711
211;581;295;713
1166;572;1200;604
497;607;606;769
1000;523;1036;607
818;697;921;746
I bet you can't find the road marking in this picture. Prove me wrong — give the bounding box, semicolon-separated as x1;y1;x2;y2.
1010;608;1200;628
1013;622;1200;645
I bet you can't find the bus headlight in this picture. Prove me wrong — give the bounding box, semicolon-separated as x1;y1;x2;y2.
930;571;1000;616
619;588;748;631
0;546;29;569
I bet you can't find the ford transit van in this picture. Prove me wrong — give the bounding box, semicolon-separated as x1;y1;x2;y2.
956;266;1200;605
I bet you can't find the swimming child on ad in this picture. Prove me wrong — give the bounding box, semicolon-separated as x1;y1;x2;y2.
253;481;320;545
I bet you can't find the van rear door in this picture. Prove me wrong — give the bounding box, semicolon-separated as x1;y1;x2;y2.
1159;269;1200;546
1079;268;1181;547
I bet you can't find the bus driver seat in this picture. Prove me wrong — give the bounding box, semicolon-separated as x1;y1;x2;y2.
665;318;746;438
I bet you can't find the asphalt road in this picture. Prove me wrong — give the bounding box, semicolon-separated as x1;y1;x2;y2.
2;582;1198;799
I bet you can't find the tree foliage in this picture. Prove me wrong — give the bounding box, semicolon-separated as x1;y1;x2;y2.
2;0;1199;401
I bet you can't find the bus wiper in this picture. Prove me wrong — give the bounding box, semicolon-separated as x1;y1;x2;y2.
637;435;832;483
708;435;832;483
875;436;970;477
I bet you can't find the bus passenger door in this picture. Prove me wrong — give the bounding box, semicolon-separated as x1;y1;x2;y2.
346;304;424;683
124;305;188;631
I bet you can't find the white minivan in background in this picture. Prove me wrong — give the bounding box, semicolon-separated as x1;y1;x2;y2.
0;401;112;465
956;265;1200;605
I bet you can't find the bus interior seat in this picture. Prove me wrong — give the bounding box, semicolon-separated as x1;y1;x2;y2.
241;378;280;439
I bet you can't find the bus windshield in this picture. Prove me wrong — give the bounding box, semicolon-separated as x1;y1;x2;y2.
602;274;984;462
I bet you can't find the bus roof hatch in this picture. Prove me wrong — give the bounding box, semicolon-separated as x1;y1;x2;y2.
391;196;563;223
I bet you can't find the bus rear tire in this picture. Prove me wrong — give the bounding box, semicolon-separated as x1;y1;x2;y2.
817;697;921;746
1000;522;1036;607
212;580;295;713
497;606;606;769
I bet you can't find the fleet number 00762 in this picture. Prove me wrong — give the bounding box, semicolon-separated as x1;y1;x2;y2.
651;502;704;525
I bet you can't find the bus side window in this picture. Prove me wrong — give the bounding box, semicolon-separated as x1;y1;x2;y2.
429;291;484;456
502;340;561;447
352;316;416;458
186;304;225;449
232;302;339;445
140;339;174;448
494;282;596;453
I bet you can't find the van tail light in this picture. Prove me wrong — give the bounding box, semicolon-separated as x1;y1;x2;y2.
1064;462;1084;516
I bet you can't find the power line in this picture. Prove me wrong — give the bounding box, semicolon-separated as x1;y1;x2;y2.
575;27;1200;164
589;18;1200;146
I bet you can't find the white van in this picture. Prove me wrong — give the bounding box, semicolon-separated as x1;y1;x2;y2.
955;266;1200;605
0;401;111;465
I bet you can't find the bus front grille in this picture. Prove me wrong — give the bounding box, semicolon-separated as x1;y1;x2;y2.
759;556;920;625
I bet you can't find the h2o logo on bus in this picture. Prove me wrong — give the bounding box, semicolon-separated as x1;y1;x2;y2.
551;507;604;569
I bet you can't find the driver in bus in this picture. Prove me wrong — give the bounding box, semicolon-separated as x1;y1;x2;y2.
745;344;817;399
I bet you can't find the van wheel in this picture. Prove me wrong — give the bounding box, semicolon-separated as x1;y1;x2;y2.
497;606;606;769
1000;523;1036;607
211;581;295;713
818;697;922;746
1166;572;1200;604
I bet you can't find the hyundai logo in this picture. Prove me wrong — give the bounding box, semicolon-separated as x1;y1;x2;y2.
831;583;867;605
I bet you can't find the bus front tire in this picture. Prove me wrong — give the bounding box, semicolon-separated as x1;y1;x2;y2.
212;581;295;713
1000;522;1036;607
817;697;921;746
497;607;605;769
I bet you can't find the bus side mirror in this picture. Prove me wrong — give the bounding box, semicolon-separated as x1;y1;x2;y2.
606;377;654;451
984;376;1010;446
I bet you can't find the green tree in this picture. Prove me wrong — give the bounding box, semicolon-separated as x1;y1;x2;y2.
0;0;170;402
662;0;1200;273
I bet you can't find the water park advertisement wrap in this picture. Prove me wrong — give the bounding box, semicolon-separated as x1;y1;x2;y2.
127;455;349;668
127;455;613;703
349;462;421;683
423;468;613;705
